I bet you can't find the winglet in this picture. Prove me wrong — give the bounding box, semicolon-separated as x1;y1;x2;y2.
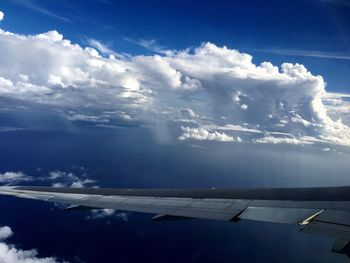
300;210;324;225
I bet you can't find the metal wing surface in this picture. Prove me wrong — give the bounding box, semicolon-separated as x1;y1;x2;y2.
1;186;350;257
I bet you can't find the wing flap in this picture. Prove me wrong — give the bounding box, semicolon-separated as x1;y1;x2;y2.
300;210;350;240
239;206;322;224
301;221;350;240
79;196;248;221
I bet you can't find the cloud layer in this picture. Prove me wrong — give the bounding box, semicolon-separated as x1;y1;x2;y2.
0;169;95;188
0;13;349;146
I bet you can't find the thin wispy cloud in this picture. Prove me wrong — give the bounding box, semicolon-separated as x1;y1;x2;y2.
249;48;350;60
86;38;116;57
123;37;175;56
12;0;71;22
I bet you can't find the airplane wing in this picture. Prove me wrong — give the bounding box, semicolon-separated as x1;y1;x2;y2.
1;185;350;257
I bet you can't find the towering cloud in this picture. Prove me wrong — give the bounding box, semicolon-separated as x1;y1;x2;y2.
0;13;349;146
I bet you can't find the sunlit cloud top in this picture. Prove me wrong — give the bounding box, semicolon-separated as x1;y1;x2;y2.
0;10;349;147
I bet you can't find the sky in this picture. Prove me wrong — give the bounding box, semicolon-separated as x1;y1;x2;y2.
0;0;350;262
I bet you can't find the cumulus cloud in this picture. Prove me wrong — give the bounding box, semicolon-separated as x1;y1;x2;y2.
178;126;239;142
69;179;96;188
86;209;129;221
0;11;4;21
0;225;67;263
87;209;115;219
0;169;97;187
0;172;32;184
48;170;96;188
0;226;13;241
45;171;120;219
0;23;350;146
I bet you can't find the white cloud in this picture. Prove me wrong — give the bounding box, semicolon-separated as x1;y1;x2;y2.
180;108;197;119
0;226;67;263
323;92;350;125
86;209;129;221
69;179;95;188
250;47;350;61
65;112;109;123
0;11;4;21
0;172;32;184
0;227;13;241
48;171;75;180
48;170;96;188
0;25;350;146
240;104;248;110
179;126;237;142
86;209;115;219
124;37;174;56
254;136;315;145
87;38;116;57
206;124;262;134
11;1;70;22
0;169;96;187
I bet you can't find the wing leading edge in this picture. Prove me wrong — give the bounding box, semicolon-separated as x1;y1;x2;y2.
1;186;350;257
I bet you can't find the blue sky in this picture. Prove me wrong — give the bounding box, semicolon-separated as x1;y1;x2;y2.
1;1;350;262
